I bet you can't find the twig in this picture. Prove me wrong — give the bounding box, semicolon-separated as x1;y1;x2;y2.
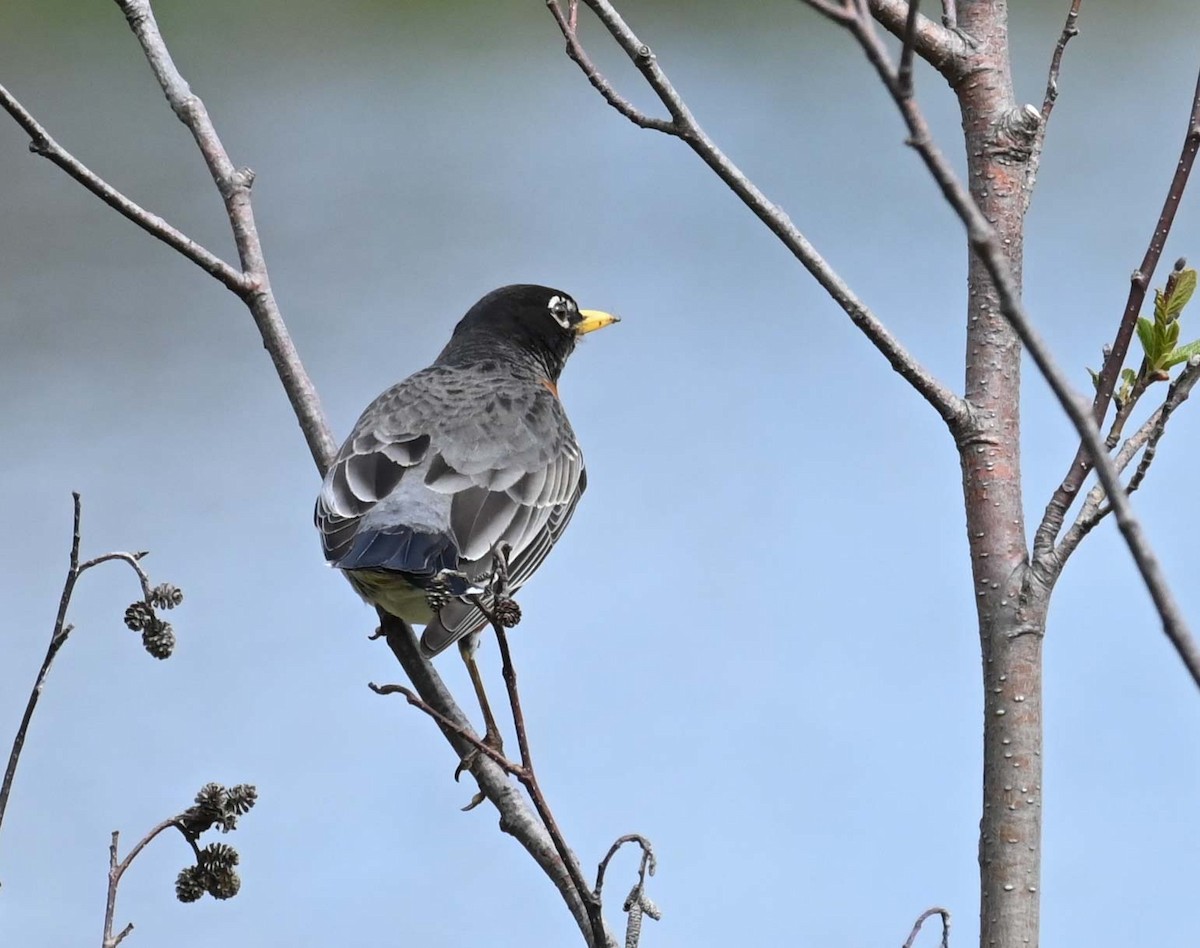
594;834;655;903
0;494;155;846
368;683;518;775
595;834;659;948
379;613;612;946
902;906;950;948
549;0;970;434
0;84;244;290
1023;0;1083;213
546;1;674;131
1126;358;1200;493
1057;358;1200;563
476;594;609;948
0;2;336;472
102;819;184;948
112;0;335;473
897;0;922;97
1034;65;1200;559
1104;371;1153;450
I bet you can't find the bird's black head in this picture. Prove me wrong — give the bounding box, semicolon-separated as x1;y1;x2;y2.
436;284;618;381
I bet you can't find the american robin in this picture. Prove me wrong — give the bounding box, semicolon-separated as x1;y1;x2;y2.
315;284;617;736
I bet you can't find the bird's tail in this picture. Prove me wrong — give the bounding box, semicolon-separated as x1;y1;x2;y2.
420;599;489;657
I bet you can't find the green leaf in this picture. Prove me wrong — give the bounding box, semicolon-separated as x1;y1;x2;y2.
1154;288;1168;325
1166;318;1181;351
1164;338;1200;369
1121;367;1138;386
1137;316;1158;359
1167;267;1198;320
1087;367;1100;389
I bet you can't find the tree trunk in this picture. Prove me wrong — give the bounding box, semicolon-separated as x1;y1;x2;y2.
954;4;1043;946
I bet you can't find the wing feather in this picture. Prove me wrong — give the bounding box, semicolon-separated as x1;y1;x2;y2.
316;364;588;653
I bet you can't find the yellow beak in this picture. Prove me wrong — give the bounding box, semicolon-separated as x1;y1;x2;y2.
576;309;620;335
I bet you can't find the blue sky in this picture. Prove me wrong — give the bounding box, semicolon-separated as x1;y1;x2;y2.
1;1;1198;945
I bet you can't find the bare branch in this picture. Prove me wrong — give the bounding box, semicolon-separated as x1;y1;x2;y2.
800;0;856;27
0;84;244;290
902;906;950;948
1022;1;1089;213
897;0;923;97
369;682;519;776
111;0;336;473
103;819;182;948
0;2;337;472
379;613;613;947
1035;65;1200;558
1022;0;1083;213
550;1;970;434
478;595;610;948
546;1;674;131
596;833;659;947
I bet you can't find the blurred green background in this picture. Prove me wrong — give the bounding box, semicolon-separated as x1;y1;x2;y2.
2;2;1198;946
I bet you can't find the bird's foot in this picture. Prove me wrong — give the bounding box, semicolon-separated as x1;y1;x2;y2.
454;721;506;811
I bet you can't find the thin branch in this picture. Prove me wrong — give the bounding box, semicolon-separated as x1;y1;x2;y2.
0;494;82;843
0;3;337;472
369;682;518;776
1022;0;1083;213
596;832;659;946
1;495;157;847
379;613;612;947
546;1;674;131
594;834;655;903
902;906;951;948
0;83;245;290
1034;65;1200;558
897;0;922;97
551;1;970;434
1126;361;1200;493
102;818;185;948
801;0;856;27
111;0;336;472
78;552;153;600
479;598;609;948
1057;357;1200;565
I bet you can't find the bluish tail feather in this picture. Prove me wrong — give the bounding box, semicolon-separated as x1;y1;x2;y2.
334;526;460;584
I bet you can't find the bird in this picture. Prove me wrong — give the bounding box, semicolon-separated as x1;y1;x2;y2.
314;284;617;738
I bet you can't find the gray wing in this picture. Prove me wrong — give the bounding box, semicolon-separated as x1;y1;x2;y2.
314;365;587;650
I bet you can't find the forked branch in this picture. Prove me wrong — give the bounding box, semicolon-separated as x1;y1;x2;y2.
1035;65;1200;559
545;0;969;434
1;494;182;849
548;0;1200;685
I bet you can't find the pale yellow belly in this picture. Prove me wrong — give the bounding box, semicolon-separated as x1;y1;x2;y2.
345;569;436;624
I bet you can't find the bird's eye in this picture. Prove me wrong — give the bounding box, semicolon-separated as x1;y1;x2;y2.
547;295;576;329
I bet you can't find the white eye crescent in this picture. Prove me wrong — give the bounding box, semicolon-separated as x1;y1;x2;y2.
547;295;576;329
